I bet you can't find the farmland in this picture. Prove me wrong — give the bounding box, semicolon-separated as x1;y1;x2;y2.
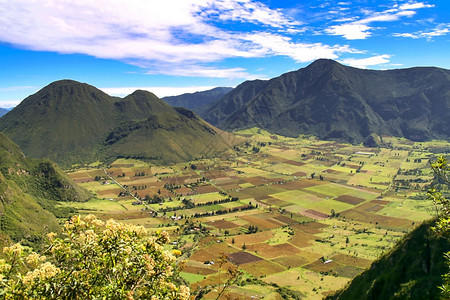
65;129;446;299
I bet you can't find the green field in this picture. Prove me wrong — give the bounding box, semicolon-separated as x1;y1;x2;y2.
66;132;445;299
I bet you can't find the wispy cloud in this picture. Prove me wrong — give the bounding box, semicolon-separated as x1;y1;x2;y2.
241;32;357;62
398;2;434;10
394;24;450;40
197;0;302;28
0;0;354;79
340;54;391;69
325;1;434;40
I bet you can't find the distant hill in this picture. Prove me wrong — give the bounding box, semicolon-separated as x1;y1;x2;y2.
0;80;236;167
162;87;233;114
0;132;91;248
327;219;448;300
0;108;8;117
201;59;450;144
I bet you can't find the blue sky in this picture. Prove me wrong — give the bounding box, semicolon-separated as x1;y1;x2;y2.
0;0;449;107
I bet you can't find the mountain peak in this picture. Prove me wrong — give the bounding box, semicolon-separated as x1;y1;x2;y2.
202;62;450;144
130;89;157;97
308;58;341;67
43;79;88;90
304;59;344;73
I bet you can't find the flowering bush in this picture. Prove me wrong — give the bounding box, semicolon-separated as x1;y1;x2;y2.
0;215;189;299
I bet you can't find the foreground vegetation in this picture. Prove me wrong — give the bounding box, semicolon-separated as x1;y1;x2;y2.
0;215;189;299
60;129;449;298
0;132;91;249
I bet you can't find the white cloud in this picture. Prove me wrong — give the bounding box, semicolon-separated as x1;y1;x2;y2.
100;86;230;98
394;24;450;40
325;1;432;40
201;0;302;28
399;2;434;10
242;32;357;61
0;100;24;108
421;27;450;38
394;32;418;38
326;24;372;40
0;0;348;78
340;54;391;68
144;64;260;79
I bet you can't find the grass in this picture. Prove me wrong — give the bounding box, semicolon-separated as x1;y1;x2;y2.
58;199;127;212
305;183;356;198
190;192;228;204
270;190;322;203
378;200;434;221
264;163;307;175
266;227;293;245
179;272;205;284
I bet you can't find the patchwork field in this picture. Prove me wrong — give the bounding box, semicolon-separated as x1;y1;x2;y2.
66;130;446;299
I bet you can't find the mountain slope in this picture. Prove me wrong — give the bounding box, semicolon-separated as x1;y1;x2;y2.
203;59;450;143
104;91;236;164
0;108;8;117
0;81;236;167
199;80;269;126
0;132;91;249
0;80;117;165
162;87;233;114
327;218;448;300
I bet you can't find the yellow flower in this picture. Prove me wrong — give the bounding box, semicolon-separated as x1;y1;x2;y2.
143;254;155;274
162;250;176;263
179;285;190;300
91;218;105;227
46;232;57;240
83;214;97;223
124;246;132;255
22;262;60;284
172;250;182;257
26;252;46;267
160;231;170;243
3;243;23;256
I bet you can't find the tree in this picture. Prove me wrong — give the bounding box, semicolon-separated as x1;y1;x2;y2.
428;156;450;298
0;215;189;299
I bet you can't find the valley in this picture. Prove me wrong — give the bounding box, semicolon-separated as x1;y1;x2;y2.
64;129;444;299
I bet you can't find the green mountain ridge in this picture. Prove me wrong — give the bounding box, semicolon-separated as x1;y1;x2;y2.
201;59;450;144
0;132;91;248
0;80;236;167
327;218;448;300
162;87;233;114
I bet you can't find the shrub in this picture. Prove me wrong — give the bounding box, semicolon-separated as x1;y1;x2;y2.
0;215;189;299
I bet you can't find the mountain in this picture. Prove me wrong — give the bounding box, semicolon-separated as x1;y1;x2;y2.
0;108;8;117
0;132;91;248
0;80;117;166
103;90;236;164
0;80;236;167
201;59;450;144
162;87;233;114
327;218;448;300
199;80;269;126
